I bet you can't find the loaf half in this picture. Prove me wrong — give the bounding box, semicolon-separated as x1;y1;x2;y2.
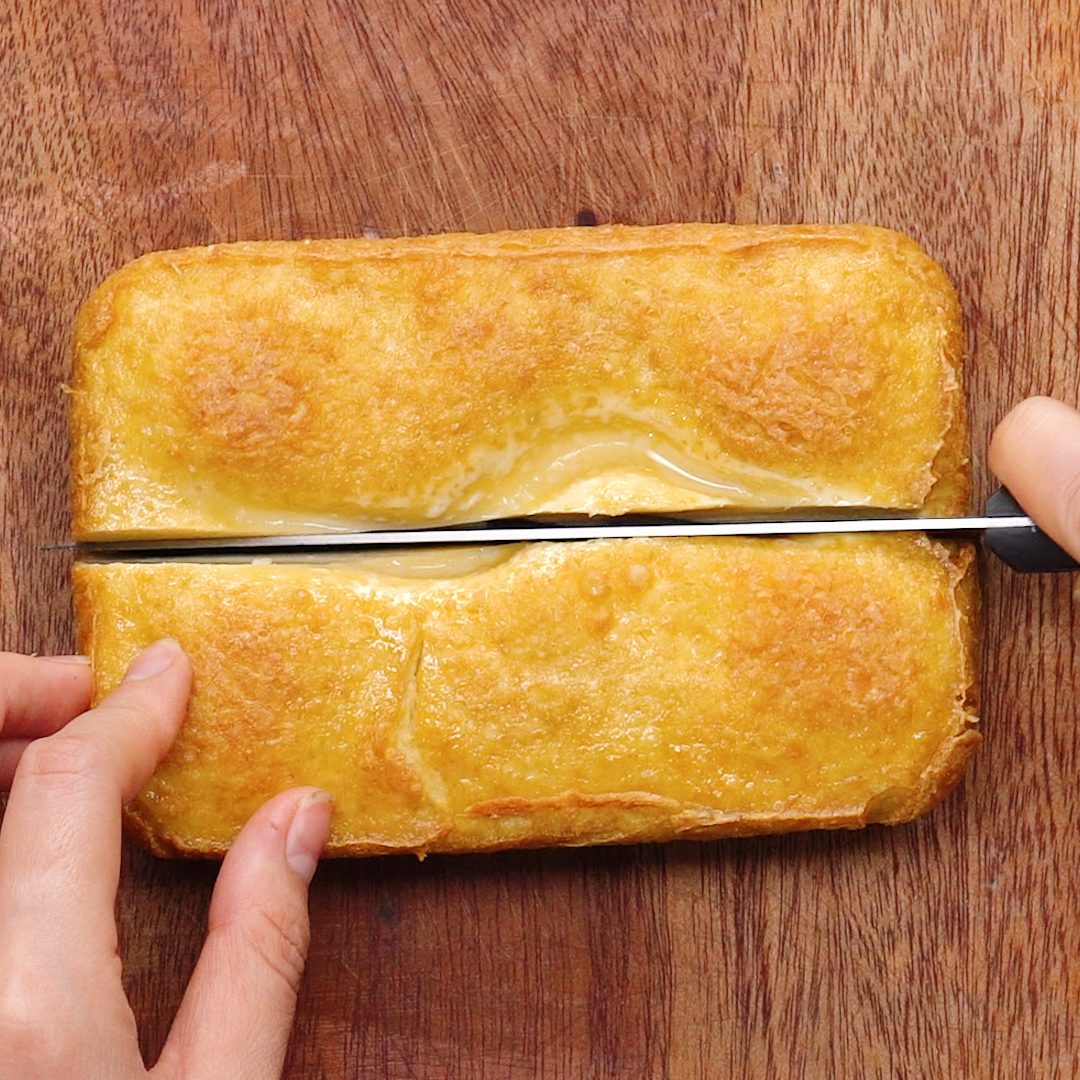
74;535;978;857
71;224;968;539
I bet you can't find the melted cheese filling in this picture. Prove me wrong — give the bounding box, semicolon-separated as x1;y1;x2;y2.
166;429;876;538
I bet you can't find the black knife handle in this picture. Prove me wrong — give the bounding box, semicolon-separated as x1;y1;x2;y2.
983;487;1079;572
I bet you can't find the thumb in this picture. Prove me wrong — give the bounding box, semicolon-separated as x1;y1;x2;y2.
154;787;333;1079
989;395;1080;558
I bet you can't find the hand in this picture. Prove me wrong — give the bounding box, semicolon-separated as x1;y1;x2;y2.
989;395;1080;559
0;639;332;1079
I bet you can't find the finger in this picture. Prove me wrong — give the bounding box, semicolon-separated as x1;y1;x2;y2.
157;787;332;1080
989;396;1080;557
0;653;92;739
0;639;191;970
0;738;31;789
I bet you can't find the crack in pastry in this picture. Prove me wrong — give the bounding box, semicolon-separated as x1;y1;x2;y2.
392;632;450;817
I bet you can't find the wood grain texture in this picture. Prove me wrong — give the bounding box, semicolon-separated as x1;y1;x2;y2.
2;1;1078;1075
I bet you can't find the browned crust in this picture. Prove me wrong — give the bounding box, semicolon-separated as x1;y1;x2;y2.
72;223;927;274
70;223;969;537
919;249;971;515
95;553;980;861
70;264;125;537
365;542;977;856
70;224;979;859
113;538;980;862
76;523;981;864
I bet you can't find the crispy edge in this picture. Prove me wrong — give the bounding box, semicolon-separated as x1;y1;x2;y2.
68;223;904;271
913;241;971;515
73;562;191;857
70;259;138;540
69;284;106;540
870;540;981;824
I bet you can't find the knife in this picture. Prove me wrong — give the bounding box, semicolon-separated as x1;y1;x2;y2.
68;488;1077;573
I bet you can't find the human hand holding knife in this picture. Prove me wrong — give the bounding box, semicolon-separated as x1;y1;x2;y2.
988;395;1080;568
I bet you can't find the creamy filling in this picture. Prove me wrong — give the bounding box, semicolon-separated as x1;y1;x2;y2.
192;429;876;536
99;544;524;579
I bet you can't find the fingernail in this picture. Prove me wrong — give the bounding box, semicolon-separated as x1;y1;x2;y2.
41;654;91;666
286;790;333;884
123;638;181;682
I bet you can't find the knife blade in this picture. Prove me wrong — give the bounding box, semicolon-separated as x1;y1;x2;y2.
64;489;1077;573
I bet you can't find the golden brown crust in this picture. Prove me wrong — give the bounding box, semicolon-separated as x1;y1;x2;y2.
75;535;979;859
71;224;968;539
71;223;979;859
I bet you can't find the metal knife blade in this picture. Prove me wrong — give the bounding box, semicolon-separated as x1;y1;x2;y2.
58;488;1078;574
72;512;1032;556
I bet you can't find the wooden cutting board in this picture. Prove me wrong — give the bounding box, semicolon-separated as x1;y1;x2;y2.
3;2;1078;1075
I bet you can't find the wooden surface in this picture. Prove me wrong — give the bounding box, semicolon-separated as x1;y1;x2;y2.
2;2;1079;1075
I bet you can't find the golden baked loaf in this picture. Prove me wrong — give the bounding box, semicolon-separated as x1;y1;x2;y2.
74;535;978;857
70;223;979;857
71;224;968;539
